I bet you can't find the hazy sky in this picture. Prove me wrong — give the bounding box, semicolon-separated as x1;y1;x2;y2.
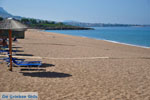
0;0;150;24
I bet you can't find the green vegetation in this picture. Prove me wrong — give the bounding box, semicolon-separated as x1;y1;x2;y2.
21;18;71;28
20;18;92;30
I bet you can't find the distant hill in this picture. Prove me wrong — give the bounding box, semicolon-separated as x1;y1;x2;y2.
1;7;148;29
0;7;22;19
0;7;92;30
64;21;150;27
0;7;13;18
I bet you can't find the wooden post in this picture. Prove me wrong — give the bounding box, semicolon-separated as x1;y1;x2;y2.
9;29;13;71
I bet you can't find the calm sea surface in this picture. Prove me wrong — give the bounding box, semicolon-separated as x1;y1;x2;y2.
45;27;150;48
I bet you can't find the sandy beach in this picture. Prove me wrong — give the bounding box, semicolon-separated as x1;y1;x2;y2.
0;29;150;100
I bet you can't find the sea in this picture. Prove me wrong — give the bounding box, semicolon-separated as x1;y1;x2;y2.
45;27;150;48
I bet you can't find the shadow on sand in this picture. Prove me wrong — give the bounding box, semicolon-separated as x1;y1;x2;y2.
20;71;72;78
12;47;22;49
23;43;76;46
20;68;46;71
13;50;24;52
19;63;71;78
19;63;55;71
15;54;34;56
42;63;55;68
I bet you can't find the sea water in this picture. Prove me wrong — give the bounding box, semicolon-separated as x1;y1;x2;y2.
45;27;150;48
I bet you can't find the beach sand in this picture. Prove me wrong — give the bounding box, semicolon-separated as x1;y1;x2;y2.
0;29;150;100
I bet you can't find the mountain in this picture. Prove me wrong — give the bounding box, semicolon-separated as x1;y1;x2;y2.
64;21;150;27
0;7;22;19
63;21;103;27
0;7;13;18
1;7;147;28
0;7;92;30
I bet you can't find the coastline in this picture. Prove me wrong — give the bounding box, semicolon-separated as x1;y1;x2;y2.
0;29;150;100
97;39;150;49
29;27;93;30
44;30;150;49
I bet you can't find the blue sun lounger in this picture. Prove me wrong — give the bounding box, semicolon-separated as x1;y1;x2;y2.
0;50;18;54
0;57;25;65
2;57;25;63
11;57;42;67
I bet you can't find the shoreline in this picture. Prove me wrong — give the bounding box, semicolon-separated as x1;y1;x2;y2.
98;39;150;49
44;30;150;49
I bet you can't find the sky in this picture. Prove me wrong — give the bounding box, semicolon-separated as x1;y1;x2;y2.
0;0;150;24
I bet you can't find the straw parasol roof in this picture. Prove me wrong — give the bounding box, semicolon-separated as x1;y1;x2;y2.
0;18;27;71
0;18;27;39
0;18;27;31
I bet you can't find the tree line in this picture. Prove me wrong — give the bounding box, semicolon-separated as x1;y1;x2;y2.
21;18;57;25
0;17;91;30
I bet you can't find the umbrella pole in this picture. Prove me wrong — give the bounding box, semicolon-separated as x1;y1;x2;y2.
9;29;13;71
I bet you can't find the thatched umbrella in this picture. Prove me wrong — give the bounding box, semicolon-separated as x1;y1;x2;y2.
0;18;27;71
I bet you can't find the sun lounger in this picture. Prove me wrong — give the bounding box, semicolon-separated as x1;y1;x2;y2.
0;57;25;65
2;57;25;63
0;50;8;54
0;50;18;54
11;57;42;67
